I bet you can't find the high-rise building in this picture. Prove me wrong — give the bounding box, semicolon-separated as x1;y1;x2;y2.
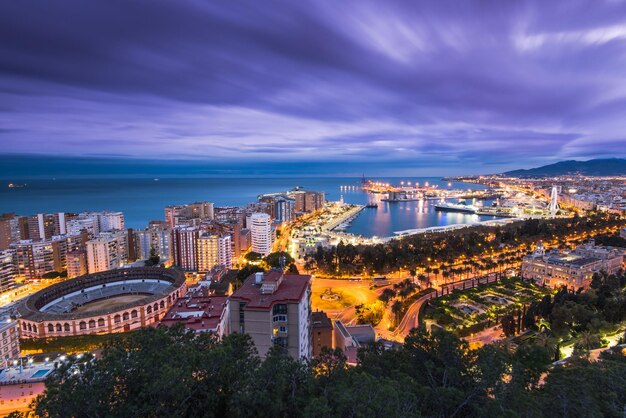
136;224;171;260
12;232;85;280
0;214;14;250
26;213;67;241
250;213;272;256
275;196;296;223
98;211;125;232
66;250;87;278
126;228;139;262
66;217;99;236
165;202;214;228
0;249;16;293
85;231;128;273
170;227;200;271
229;270;312;359
197;234;233;272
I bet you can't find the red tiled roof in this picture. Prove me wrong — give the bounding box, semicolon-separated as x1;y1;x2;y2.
160;294;228;332
229;271;310;311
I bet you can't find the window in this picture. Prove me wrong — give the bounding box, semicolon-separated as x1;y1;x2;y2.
272;315;287;323
79;321;86;330
153;303;158;312
48;324;54;333
239;302;245;333
64;323;70;332
88;320;96;329
131;310;138;318
160;301;165;309
273;337;287;348
114;315;121;324
98;318;105;327
147;306;152;314
122;312;129;321
273;304;288;315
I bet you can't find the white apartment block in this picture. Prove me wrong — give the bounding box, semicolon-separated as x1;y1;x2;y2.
250;213;273;256
98;211;125;232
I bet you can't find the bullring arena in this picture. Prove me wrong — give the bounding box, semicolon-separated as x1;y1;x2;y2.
17;267;186;339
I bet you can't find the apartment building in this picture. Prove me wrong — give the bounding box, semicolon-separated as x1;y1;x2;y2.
229;270;311;359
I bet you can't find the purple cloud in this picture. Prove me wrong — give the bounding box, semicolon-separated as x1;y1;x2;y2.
0;0;625;174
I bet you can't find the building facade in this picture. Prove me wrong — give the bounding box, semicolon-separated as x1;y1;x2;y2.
250;213;273;256
522;241;625;290
85;231;128;273
229;271;311;359
0;320;20;362
170;226;199;271
0;249;16;293
311;311;333;357
197;234;233;272
18;268;186;339
165;202;214;228
136;224;172;260
66;250;88;279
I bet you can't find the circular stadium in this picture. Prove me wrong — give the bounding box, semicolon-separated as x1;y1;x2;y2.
18;267;186;339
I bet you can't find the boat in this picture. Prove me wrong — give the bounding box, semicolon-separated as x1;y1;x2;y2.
381;197;421;202
365;203;378;208
434;202;478;214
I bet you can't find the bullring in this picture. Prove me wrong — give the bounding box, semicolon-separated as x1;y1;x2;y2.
17;267;186;339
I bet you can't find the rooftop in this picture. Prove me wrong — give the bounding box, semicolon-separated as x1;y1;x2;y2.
229;271;310;311
311;311;332;330
160;290;228;333
0;359;60;384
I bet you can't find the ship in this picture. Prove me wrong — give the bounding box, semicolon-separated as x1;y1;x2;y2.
365;203;378;208
434;202;478;214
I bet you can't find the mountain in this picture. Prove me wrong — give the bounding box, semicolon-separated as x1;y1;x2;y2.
504;158;626;177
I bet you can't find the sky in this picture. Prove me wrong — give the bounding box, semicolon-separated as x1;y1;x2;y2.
1;0;626;176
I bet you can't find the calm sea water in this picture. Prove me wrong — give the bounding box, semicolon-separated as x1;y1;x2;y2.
0;177;493;237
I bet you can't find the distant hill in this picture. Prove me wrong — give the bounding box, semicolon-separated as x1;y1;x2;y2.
504;158;626;177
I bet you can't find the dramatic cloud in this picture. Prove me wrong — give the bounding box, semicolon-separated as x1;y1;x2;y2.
1;0;625;174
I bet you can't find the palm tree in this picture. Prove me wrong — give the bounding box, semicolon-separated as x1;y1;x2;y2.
391;300;403;326
535;331;557;358
578;331;599;353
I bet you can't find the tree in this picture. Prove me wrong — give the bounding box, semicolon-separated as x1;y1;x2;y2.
235;264;264;288
391;300;403;326
501;314;516;337
263;251;294;269
245;251;263;262
378;288;396;304
144;247;160;266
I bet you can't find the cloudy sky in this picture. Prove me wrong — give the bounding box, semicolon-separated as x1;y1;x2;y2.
1;0;626;175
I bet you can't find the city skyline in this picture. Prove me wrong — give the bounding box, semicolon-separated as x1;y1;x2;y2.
1;1;626;175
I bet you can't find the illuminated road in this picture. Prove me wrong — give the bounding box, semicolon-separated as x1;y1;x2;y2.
390;274;500;340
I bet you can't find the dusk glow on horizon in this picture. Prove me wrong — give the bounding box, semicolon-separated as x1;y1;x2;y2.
1;0;626;175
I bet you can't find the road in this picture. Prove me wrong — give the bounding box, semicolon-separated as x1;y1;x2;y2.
390;274;500;340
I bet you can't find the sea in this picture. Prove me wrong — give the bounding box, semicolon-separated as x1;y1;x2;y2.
0;177;496;238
